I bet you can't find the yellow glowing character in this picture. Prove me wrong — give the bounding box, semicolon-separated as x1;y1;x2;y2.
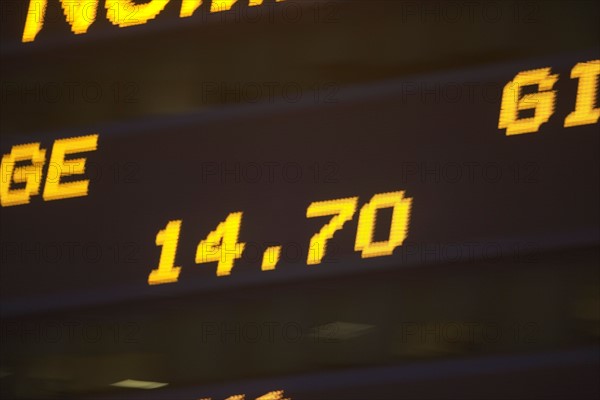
148;220;183;285
565;60;600;128
198;390;288;400
22;0;99;42
0;143;46;207
106;0;170;27
42;134;98;201
210;0;236;12
181;0;274;17
24;0;288;42
306;197;358;265
196;212;245;276
256;390;290;400
180;0;203;17
499;68;558;135
210;0;270;13
355;191;412;258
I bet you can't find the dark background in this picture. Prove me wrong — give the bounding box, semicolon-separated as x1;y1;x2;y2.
1;1;599;399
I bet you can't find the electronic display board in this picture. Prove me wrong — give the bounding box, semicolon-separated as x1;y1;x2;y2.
1;1;599;399
1;50;598;312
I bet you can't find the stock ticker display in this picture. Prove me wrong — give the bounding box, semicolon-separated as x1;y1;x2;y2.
0;1;599;400
2;53;598;302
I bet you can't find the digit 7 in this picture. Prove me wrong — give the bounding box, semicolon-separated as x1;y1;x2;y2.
306;197;358;265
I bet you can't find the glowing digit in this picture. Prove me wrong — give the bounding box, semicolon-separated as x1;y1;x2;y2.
499;68;558;135
306;197;358;265
0;143;46;207
355;191;412;258
148;220;182;285
195;212;245;276
564;60;600;127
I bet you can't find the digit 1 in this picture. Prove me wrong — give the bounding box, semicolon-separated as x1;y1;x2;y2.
148;220;182;285
564;60;600;127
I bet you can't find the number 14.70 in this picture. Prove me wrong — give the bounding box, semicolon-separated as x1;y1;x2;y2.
147;190;412;285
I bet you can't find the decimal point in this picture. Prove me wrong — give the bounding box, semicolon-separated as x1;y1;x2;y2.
262;246;282;271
